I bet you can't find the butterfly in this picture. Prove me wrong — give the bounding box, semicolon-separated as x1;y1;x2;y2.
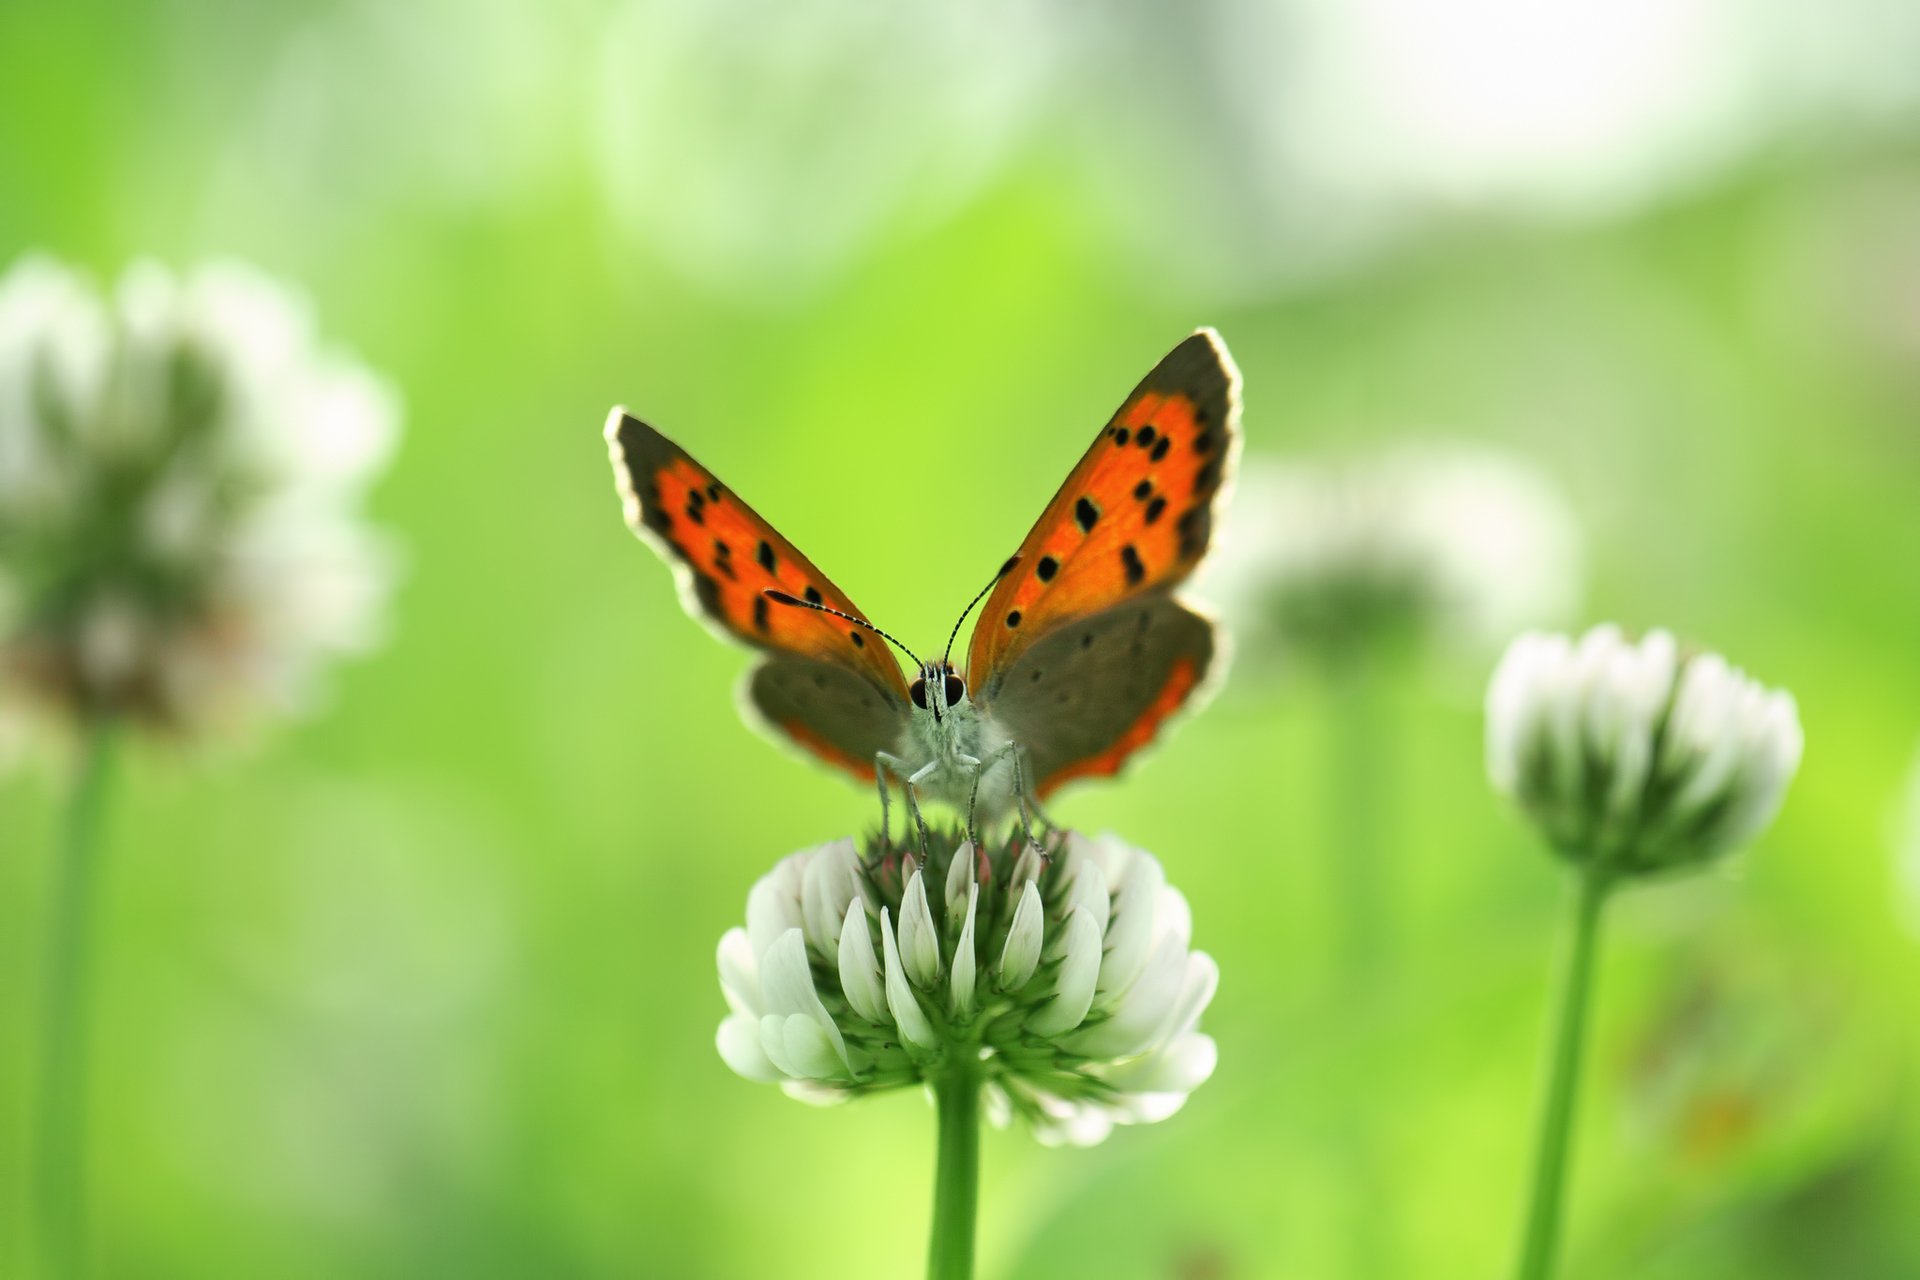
605;329;1239;846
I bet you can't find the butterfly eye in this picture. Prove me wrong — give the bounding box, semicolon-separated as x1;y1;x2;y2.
909;679;928;710
945;674;965;705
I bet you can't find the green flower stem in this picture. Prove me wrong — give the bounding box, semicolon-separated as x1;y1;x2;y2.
1514;866;1612;1280
33;719;119;1280
928;1064;981;1280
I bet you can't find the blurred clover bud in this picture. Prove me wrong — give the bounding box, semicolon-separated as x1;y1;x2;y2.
0;254;397;742
716;828;1218;1147
1206;445;1581;674
1487;625;1803;877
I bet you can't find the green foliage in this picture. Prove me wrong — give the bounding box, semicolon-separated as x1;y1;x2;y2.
2;2;1918;1276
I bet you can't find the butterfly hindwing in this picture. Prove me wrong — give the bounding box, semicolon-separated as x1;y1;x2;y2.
968;329;1238;693
745;655;906;783
606;410;910;776
987;594;1216;797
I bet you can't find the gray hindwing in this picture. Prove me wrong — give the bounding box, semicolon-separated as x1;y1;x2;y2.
748;655;906;769
982;594;1214;789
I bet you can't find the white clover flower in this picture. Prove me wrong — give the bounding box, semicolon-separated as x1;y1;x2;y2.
0;254;397;741
1205;445;1581;675
716;828;1218;1147
1487;625;1803;875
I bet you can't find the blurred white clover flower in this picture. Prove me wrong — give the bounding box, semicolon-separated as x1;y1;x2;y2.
1205;445;1581;675
0;254;398;742
596;0;1056;300
716;828;1218;1147
1487;625;1803;877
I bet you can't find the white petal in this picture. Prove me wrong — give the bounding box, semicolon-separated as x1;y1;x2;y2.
1098;849;1166;1000
1104;1032;1219;1096
944;840;976;926
1010;840;1045;891
838;899;886;1023
1599;631;1677;833
997;880;1044;990
1485;632;1556;794
801;838;862;955
716;1014;781;1082
716;928;761;1018
779;1080;852;1107
757;929;850;1072
950;884;978;1016
982;1082;1013;1130
759;1014;800;1077
1159;952;1221;1047
1055;857;1109;958
778;1013;846;1081
745;852;808;959
898;869;943;988
1028;907;1102;1037
1072;928;1187;1058
881;908;940;1050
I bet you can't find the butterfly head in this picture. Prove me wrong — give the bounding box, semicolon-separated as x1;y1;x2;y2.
909;661;967;721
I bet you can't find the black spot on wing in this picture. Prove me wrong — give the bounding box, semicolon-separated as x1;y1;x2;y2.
804;585;823;605
1121;545;1146;586
1176;505;1209;560
1006;610;1023;628
1036;555;1059;582
850;630;865;648
1114;427;1131;446
1075;496;1100;533
1133;479;1152;500
1151;436;1170;463
756;540;777;573
1136;426;1157;449
1146;496;1167;524
753;594;770;633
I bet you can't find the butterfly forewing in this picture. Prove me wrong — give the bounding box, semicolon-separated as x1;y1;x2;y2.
968;329;1238;697
606;410;911;779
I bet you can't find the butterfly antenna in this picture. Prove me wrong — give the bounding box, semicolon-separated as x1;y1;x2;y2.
943;556;1019;666
763;591;923;667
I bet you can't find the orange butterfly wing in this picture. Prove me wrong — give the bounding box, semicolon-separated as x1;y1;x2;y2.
966;330;1240;794
605;409;910;778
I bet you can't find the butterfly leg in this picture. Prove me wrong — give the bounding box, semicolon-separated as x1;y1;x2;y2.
1004;745;1061;842
872;755;896;846
878;751;934;857
956;753;992;850
963;743;1039;851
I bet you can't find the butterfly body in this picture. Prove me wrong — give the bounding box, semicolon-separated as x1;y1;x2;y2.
607;329;1241;838
889;662;1018;818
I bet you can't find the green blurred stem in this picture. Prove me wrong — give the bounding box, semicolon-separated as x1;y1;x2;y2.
1327;661;1389;981
928;1065;981;1280
1514;866;1612;1280
33;719;118;1280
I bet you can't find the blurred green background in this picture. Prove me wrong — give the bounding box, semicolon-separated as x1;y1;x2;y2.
4;1;1920;1276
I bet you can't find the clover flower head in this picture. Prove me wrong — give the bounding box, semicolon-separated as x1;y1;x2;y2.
715;828;1218;1147
0;254;398;743
1487;625;1803;876
1207;446;1581;673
